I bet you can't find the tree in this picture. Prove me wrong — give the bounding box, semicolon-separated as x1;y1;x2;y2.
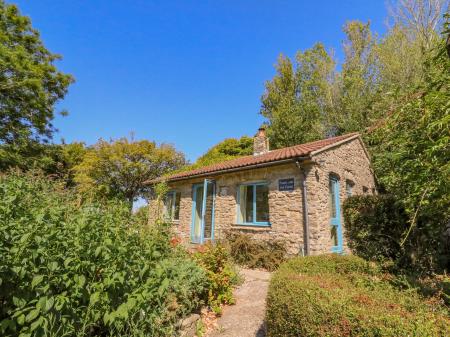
260;43;338;148
335;21;379;133
177;136;253;173
387;0;448;50
0;1;73;143
367;21;450;270
0;140;86;184
195;136;253;166
73;137;186;205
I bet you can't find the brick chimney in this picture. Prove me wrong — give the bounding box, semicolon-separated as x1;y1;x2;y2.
253;127;269;155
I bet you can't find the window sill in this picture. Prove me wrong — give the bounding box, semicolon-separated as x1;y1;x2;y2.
231;224;272;231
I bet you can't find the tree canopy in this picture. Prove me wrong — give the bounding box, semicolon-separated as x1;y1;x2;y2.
73;138;186;205
260;0;448;148
368;18;450;269
195;136;253;166
261;44;338;148
0;141;86;183
0;1;73;144
177;136;253;173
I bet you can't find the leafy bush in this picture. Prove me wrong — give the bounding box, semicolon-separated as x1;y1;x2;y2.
0;171;208;337
266;255;450;337
226;232;286;271
193;243;239;315
343;195;408;262
367;26;450;273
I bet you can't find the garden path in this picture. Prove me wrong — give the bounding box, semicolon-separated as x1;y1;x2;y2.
207;268;271;337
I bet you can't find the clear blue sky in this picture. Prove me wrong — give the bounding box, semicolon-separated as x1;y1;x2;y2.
14;0;387;162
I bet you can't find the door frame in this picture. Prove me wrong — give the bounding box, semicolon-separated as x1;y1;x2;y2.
330;176;343;253
190;179;216;244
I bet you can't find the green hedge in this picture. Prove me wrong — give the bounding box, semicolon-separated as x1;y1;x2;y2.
266;255;450;337
0;172;208;337
342;195;408;263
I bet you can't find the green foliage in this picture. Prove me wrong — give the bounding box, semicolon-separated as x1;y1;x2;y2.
196;136;253;165
179;136;253;172
261;4;444;147
266;255;450;337
0;1;74;143
343;195;408;263
73;137;186;205
260;44;338;148
367;25;450;271
335;21;380;133
226;232;286;271
0;141;86;185
132;206;149;227
0;171;208;337
260;5;449;274
193;243;239;315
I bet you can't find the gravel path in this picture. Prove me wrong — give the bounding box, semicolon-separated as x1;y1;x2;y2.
207;268;271;337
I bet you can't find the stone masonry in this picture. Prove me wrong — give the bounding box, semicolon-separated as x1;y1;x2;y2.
147;137;375;256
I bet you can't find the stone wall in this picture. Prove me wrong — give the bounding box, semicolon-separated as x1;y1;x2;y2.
306;138;376;254
149;163;305;255
148;137;376;256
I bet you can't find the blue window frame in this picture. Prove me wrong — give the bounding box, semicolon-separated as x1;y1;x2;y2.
329;176;343;253
191;180;216;244
236;182;270;226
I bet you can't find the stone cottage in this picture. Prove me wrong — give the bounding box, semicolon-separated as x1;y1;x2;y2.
147;129;375;255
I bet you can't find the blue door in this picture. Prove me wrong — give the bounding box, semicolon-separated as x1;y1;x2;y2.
191;179;215;244
329;176;343;253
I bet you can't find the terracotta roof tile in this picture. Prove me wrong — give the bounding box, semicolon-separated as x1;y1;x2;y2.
151;133;359;183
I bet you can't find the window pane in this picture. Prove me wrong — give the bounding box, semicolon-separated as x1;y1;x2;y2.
329;179;337;218
331;225;338;246
239;185;254;223
346;180;353;197
193;186;203;241
203;182;214;239
245;185;254;222
173;192;181;220
255;185;269;222
164;193;174;220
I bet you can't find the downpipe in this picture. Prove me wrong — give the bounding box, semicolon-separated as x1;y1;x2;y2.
296;160;310;256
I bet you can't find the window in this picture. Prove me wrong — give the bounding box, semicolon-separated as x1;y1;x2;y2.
237;183;269;225
329;179;337;218
164;191;180;221
345;180;354;197
329;175;342;252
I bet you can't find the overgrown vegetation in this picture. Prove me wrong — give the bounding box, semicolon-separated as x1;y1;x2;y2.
226;232;287;271
260;2;450;273
193;243;240;315
266;255;450;337
343;195;409;263
0;172;208;336
367;15;450;272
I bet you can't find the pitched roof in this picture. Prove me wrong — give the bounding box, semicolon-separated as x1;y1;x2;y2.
151;133;359;183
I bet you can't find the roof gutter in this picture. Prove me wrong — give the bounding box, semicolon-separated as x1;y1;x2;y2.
150;156;312;184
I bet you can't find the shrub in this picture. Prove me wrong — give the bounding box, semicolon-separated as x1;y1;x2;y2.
266;255;450;337
226;232;286;271
193;243;239;315
0;171;208;337
343;195;408;262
